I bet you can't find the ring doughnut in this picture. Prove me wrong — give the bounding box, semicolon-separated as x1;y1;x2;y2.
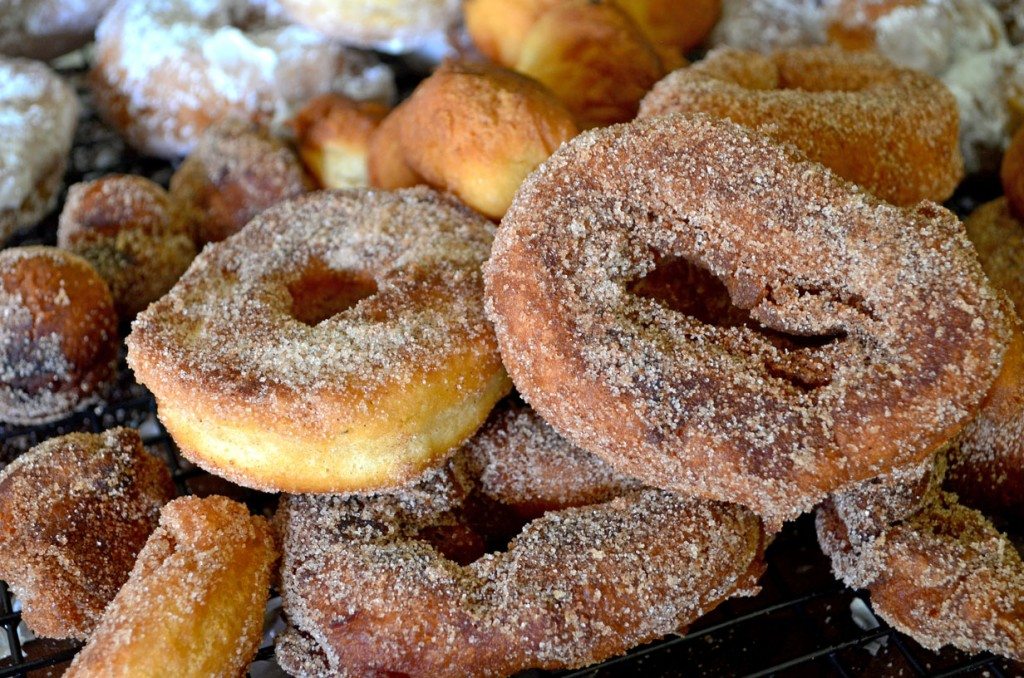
91;0;395;158
127;188;511;493
0;428;175;639
638;46;963;205
275;402;766;677
485;114;1009;526
0;57;78;242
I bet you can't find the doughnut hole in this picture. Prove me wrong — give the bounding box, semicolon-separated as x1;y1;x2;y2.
288;261;378;326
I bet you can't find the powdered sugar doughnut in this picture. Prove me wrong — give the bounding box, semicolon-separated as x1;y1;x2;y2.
90;0;396;159
0;0;114;60
710;0;834;52
0;57;78;242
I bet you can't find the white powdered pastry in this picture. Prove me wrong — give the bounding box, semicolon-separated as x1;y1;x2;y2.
0;0;114;60
0;57;78;241
92;0;396;158
710;0;837;52
988;0;1024;44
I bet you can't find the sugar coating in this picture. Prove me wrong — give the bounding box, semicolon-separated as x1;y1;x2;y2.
710;0;834;51
0;57;78;239
485;113;1010;527
0;428;175;639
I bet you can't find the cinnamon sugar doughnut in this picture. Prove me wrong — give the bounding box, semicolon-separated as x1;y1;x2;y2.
0;428;174;639
91;0;396;159
0;0;113;60
289;94;389;190
58;175;196;318
64;495;276;677
170;118;313;246
964;198;1024;316
485;114;1009;526
0;57;78;242
275;431;766;677
638;47;963;205
0;247;119;425
127;188;511;493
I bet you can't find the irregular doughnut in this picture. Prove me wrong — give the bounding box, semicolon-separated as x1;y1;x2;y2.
58;174;197;318
485;114;1009;526
289;94;389;190
0;57;78;242
0;428;175;639
169;118;313;246
817;489;1024;661
127;188;511;493
275;423;766;677
0;247;119;425
0;0;114;60
64;495;276;677
279;0;460;54
396;61;578;219
964;198;1024;316
90;0;396;159
638;47;963;205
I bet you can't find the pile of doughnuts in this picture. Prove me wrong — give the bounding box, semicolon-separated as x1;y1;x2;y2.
1;0;1023;676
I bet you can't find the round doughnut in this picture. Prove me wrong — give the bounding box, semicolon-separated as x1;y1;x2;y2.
0;428;175;639
289;94;389;190
169;118;313;246
0;247;119;426
964;198;1024;317
366;100;425;190
126;188;511;493
485;114;1009;527
90;0;396;159
0;0;113;60
58;175;197;318
0;57;78;242
279;0;460;54
817;489;1024;661
638;46;963;206
64;495;275;677
275;415;766;677
396;61;578;219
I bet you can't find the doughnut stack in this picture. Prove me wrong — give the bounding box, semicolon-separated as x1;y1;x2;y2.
0;0;1023;676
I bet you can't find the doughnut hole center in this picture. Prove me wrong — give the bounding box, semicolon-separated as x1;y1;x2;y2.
288;262;378;326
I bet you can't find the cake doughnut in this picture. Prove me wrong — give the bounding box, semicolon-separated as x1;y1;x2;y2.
0;58;78;243
90;0;396;159
366;101;425;190
58;175;197;318
169;118;314;246
64;495;276;677
0;0;113;60
485;114;1009;527
275;420;766;677
279;0;460;55
289;94;389;190
127;188;511;493
638;47;963;205
0;247;119;425
964;200;1024;317
0;428;175;639
396;61;578;219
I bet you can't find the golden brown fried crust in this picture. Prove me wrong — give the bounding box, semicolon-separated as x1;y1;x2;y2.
0;428;175;639
366;100;424;190
65;495;277;678
639;47;964;205
463;0;564;66
964;198;1024;318
485;114;1008;527
1002;125;1024;219
170;118;314;246
817;491;1024;661
276;435;766;678
515;0;667;129
0;247;119;425
397;61;578;219
617;0;722;52
58;175;196;317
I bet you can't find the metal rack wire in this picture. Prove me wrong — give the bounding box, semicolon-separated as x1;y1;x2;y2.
0;57;1021;678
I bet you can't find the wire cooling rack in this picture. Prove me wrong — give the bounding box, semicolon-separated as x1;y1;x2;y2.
0;56;1021;678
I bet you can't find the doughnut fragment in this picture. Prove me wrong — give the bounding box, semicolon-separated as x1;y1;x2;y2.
64;495;276;677
127;188;511;493
276;403;766;677
58;175;196;318
289;94;389;190
0;247;119;425
485;114;1009;526
639;47;963;205
0;57;78;242
0;428;175;639
170;118;314;246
